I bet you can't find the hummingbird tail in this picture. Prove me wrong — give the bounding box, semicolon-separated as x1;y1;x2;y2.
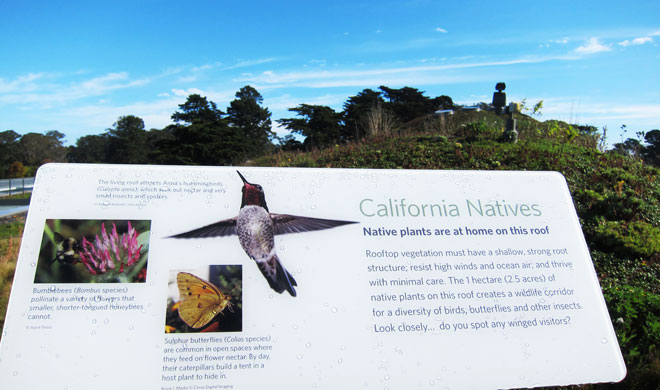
258;254;298;297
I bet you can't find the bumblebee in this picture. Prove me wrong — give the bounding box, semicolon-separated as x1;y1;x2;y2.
50;232;82;265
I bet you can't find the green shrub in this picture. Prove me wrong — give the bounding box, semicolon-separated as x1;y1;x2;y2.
593;220;660;259
603;285;660;366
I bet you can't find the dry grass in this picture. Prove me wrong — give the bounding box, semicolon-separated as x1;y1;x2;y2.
0;215;24;341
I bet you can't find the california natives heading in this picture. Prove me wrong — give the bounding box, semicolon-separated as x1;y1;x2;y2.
170;171;358;296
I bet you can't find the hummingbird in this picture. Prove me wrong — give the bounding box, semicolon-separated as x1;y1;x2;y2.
170;170;358;297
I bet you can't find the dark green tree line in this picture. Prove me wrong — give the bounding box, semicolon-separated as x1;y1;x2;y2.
68;86;276;167
611;128;660;167
8;84;658;174
0;130;68;177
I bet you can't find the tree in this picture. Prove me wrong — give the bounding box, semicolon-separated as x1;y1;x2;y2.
106;115;148;164
7;161;27;178
379;86;446;123
144;127;175;164
226;86;274;158
641;129;660;167
277;134;303;152
435;95;454;110
18;131;67;166
160;94;246;165
0;130;21;177
172;94;224;124
611;138;643;158
278;104;344;150
342;89;385;140
68;134;110;163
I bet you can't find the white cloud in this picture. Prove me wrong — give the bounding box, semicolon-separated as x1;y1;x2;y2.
549;38;569;44
177;75;197;83
528;97;660;128
265;93;348;111
190;63;220;72
220;58;277;71
435;27;448;33
237;55;577;89
618;36;653;46
0;73;45;94
171;88;206;97
0;71;151;106
633;37;653;45
78;72;150;92
650;30;660;36
172;59;278;86
575;38;611;54
54;97;183;135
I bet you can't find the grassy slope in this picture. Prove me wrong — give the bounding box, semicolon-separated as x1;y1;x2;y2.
0;214;24;337
251;111;660;389
0;111;658;388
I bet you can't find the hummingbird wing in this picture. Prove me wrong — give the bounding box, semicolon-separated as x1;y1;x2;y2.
168;218;238;238
270;214;358;235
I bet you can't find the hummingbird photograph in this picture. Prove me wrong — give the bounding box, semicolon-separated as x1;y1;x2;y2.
170;171;358;297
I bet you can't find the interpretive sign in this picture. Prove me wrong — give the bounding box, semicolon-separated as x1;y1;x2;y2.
0;164;625;389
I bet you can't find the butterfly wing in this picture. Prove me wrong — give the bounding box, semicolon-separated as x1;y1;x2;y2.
176;272;231;329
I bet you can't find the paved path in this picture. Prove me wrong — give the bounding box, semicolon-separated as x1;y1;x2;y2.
0;205;28;218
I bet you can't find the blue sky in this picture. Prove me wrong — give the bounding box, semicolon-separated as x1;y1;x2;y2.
1;1;659;147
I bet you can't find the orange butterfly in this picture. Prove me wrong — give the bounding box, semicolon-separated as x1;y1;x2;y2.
176;272;233;329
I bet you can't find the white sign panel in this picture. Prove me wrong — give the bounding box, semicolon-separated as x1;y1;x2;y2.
0;164;625;389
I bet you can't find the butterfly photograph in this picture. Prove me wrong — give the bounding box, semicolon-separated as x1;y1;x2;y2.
165;265;242;333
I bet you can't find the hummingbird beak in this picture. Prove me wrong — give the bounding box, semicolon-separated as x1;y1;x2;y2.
236;170;249;185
